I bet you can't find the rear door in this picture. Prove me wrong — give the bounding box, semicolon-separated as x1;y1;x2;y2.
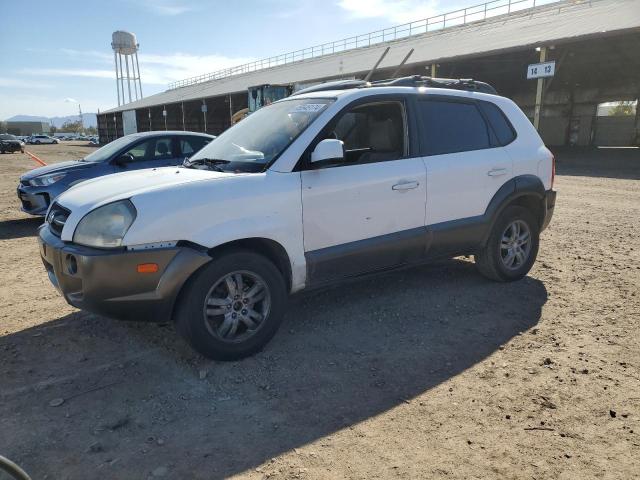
300;98;427;284
416;97;513;224
415;96;514;254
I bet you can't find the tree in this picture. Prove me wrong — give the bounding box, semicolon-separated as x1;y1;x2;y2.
59;120;83;132
609;101;636;116
49;125;58;134
85;126;97;135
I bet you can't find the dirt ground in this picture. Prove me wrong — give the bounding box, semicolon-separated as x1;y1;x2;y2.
0;143;638;479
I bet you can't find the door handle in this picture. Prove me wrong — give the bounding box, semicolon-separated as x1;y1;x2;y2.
487;168;508;177
392;180;419;191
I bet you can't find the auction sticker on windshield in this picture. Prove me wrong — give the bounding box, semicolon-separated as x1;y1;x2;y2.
290;103;328;113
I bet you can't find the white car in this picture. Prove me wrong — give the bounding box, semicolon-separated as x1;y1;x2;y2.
38;76;556;360
29;135;59;144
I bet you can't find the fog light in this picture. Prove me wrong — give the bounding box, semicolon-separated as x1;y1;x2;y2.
65;254;78;275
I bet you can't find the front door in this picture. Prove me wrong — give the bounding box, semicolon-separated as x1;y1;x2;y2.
301;99;427;285
116;136;179;171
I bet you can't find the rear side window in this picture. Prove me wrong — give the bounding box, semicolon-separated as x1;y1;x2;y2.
180;136;210;156
418;100;490;156
478;101;516;146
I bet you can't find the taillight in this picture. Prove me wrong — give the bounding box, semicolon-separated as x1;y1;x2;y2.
551;154;556;189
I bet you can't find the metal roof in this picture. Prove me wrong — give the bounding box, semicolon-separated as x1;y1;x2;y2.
103;0;640;114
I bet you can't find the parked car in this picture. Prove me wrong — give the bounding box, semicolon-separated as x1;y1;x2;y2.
37;77;556;360
27;135;59;145
18;131;214;215
0;134;25;153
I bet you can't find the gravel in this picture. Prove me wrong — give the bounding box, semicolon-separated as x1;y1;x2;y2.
0;144;638;479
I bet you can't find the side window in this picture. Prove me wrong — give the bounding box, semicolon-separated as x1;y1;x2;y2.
418;100;491;156
322;101;406;165
478;101;516;146
124;137;173;161
180;136;210;156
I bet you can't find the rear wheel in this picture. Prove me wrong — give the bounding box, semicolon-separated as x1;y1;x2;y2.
475;205;539;282
175;250;287;360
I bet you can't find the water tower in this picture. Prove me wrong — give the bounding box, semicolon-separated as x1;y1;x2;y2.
111;31;143;106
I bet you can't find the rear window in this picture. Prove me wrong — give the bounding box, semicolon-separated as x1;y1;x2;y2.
417;100;491;156
478;101;516;146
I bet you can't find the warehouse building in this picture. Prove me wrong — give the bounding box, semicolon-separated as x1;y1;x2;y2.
1;121;50;136
98;0;640;147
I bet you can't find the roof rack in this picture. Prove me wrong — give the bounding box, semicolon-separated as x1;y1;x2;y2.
292;75;497;96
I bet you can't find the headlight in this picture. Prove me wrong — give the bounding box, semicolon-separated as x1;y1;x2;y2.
29;172;66;187
73;200;137;248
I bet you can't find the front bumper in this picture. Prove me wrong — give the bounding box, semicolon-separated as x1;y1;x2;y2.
541;189;556;231
1;142;22;153
38;225;211;322
17;184;51;216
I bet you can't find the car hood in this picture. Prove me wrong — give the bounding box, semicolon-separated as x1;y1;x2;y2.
57;167;238;239
20;160;96;181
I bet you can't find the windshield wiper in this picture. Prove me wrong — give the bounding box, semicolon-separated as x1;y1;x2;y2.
183;157;231;171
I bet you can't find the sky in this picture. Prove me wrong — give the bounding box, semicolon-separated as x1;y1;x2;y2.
0;0;539;119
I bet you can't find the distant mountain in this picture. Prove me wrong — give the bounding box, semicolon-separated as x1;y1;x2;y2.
6;113;97;128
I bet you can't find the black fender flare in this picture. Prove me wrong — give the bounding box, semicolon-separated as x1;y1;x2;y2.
481;175;546;245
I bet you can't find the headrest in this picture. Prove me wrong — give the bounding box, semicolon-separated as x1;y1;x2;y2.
157;142;169;155
369;118;397;151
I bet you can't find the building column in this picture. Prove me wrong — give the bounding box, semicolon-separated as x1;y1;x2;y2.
533;47;547;131
634;95;640;146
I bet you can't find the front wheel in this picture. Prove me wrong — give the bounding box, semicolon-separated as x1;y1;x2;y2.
475;205;540;282
175;250;287;361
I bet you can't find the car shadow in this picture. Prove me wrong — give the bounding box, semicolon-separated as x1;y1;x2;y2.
0;258;547;479
553;147;640;180
0;217;43;240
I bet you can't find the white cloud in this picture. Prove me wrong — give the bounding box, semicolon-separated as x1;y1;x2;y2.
137;52;255;85
337;0;439;24
64;98;78;103
139;0;194;16
24;49;255;87
59;48;112;62
0;92;106;119
19;68;114;79
0;77;53;89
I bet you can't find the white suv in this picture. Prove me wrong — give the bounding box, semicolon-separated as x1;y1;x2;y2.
38;77;556;360
29;135;59;144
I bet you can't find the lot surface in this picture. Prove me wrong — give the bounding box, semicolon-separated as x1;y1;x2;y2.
0;143;639;479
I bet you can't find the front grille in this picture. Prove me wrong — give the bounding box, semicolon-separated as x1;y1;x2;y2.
47;203;70;237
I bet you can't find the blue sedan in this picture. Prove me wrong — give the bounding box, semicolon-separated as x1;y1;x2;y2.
17;131;214;216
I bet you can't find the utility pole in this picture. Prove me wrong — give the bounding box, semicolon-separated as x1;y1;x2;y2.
533;47;547;131
78;104;83;132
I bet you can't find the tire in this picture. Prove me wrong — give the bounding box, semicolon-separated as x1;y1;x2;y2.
475;205;539;282
175;250;287;361
35;140;41;145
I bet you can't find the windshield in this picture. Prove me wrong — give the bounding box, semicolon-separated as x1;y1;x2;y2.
83;135;136;162
0;134;17;140
188;97;334;172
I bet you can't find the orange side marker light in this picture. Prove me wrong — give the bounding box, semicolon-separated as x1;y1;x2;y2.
137;263;159;273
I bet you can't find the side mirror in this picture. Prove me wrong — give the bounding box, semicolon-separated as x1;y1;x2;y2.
114;153;134;166
310;139;345;165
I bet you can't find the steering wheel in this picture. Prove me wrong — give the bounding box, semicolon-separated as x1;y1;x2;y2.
0;455;31;480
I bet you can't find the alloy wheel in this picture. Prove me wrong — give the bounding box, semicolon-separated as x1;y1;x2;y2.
500;219;532;270
202;270;271;343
